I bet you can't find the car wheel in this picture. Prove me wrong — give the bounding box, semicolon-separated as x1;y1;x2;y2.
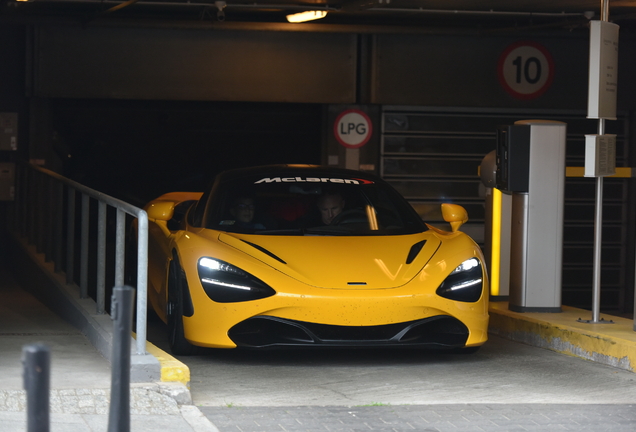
167;255;197;356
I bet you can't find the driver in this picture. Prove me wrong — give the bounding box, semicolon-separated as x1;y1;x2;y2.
317;192;345;225
230;196;266;229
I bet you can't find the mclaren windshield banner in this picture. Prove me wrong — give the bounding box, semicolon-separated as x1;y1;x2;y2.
254;177;374;185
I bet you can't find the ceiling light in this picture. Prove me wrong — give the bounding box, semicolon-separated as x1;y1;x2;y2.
286;10;327;23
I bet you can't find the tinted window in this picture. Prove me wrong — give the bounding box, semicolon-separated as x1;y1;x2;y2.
203;172;427;236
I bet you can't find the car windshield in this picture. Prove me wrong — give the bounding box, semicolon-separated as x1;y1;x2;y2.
203;172;427;236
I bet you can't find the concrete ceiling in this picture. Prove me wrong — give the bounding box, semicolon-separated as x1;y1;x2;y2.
1;0;636;32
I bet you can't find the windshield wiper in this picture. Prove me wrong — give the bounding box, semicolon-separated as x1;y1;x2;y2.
254;227;354;236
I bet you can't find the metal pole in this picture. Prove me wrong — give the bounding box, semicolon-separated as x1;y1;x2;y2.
115;209;125;288
107;286;135;432
590;0;609;323
53;183;64;273
601;0;609;22
15;164;24;235
36;172;45;254
591;116;606;322
21;164;28;236
80;194;90;299
44;177;53;262
66;188;76;285
136;214;148;355
97;201;107;314
22;344;50;432
592;174;604;322
27;169;35;244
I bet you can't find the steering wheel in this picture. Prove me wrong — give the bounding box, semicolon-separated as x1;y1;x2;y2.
330;209;367;226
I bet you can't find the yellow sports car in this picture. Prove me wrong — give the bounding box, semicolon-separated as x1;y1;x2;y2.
144;165;488;355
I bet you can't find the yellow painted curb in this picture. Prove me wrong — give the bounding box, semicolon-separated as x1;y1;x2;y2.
489;301;636;372
144;341;191;386
132;332;191;386
566;166;633;178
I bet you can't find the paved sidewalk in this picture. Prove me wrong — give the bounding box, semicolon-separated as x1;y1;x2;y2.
201;404;636;432
0;266;218;432
0;405;217;432
0;380;219;432
1;384;191;415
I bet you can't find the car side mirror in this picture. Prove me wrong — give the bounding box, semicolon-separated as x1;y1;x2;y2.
147;201;176;222
441;203;468;232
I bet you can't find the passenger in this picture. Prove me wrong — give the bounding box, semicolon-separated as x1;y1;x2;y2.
230;197;266;229
317;192;345;225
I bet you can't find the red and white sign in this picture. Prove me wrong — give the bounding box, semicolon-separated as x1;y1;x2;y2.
498;41;554;100
334;109;372;149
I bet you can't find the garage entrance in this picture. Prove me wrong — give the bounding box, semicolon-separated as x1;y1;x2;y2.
48;99;323;206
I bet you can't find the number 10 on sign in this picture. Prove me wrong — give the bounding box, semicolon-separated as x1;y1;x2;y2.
498;41;555;100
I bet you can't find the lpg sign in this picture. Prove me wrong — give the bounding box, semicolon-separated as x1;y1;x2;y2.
334;109;373;149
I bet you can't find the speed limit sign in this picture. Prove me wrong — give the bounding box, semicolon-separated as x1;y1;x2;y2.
498;41;554;100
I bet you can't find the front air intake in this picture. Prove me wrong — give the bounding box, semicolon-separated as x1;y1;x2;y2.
228;316;469;348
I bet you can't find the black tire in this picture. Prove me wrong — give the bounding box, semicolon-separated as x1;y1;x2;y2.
167;254;197;356
124;231;139;330
124;227;138;288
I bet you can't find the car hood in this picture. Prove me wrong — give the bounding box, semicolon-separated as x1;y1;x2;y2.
217;232;441;289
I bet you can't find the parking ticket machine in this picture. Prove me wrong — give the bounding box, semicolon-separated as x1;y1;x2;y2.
496;120;566;312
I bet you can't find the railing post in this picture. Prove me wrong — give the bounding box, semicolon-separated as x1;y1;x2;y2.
97;201;107;314
66;188;76;285
53;182;64;273
80;194;90;299
44;177;54;263
22;343;50;432
27;168;36;245
136;212;148;355
14;164;25;235
36;171;46;255
107;286;135;432
115;209;125;288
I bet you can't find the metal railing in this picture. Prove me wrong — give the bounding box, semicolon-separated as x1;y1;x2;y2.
9;163;149;356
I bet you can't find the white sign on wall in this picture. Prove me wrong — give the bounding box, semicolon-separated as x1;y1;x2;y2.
585;134;616;177
333;109;372;149
587;21;619;120
497;41;555;100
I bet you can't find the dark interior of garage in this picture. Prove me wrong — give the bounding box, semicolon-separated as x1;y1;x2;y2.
2;1;636;315
48;99;323;206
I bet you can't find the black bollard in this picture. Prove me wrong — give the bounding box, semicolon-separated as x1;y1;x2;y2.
22;343;50;432
107;285;135;432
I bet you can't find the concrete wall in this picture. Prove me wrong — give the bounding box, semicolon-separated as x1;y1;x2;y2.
26;24;636;112
33;25;357;103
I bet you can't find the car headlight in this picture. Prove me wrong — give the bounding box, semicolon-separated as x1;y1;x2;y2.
197;257;276;303
435;257;483;302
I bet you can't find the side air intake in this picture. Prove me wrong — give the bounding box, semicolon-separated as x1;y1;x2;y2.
406;240;426;264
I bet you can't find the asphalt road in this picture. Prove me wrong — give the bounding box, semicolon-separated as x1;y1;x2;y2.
147;313;636;407
146;312;636;431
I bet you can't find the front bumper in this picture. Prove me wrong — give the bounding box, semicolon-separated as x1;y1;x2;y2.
228;315;470;349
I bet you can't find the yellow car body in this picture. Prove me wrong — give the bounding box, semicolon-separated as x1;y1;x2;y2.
144;165;489;354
